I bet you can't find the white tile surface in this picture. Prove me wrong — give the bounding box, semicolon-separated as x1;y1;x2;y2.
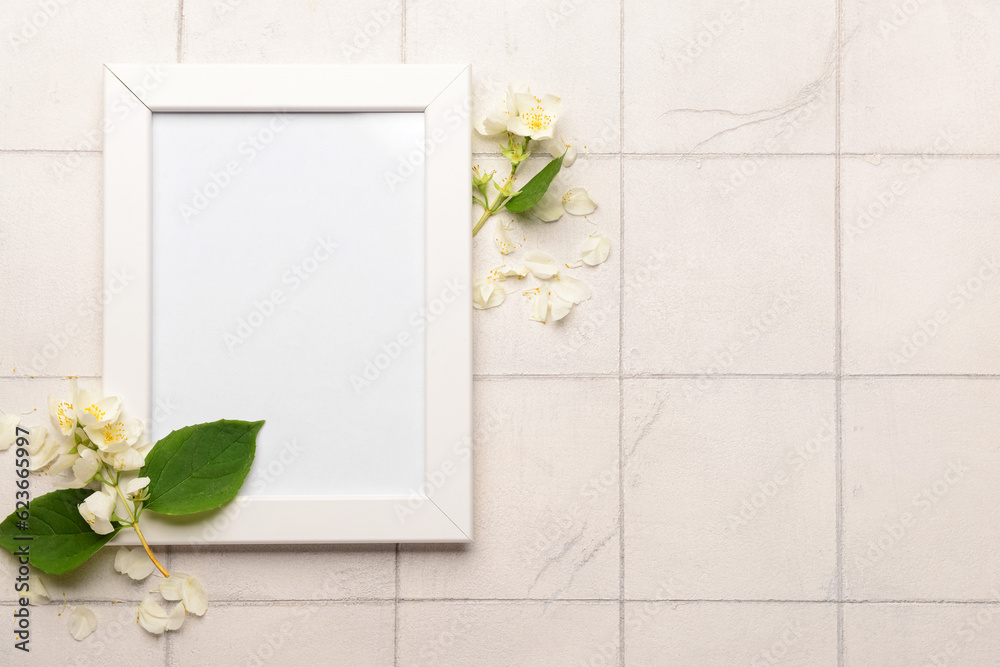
623;157;836;375
472;157;620;375
842;0;1000;154
0;0;178;150
845;603;1000;666
0;154;103;377
843;378;1000;601
182;0;402;64
397;601;619;667
842;158;1000;374
406;0;621;154
2;0;999;662
624;379;837;600
171;602;394;666
399;378;619;599
625;0;837;154
625;602;838;666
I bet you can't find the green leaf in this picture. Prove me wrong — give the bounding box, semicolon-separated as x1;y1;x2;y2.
140;419;263;516
0;489;120;575
504;153;565;213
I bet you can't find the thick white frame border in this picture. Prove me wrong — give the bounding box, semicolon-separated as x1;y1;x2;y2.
103;64;472;544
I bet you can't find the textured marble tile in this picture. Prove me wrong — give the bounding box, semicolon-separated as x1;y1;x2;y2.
472;156;619;375
624;378;837;600
169;544;395;601
842;0;1000;153
171;602;394;666
182;0;401;64
406;0;621;154
845;603;1000;666
843;378;1000;601
842;158;1000;374
0;0;177;150
397;601;619;667
0;154;103;378
624;0;836;154
623;156;836;375
399;378;619;600
625;602;838;666
0;602;165;665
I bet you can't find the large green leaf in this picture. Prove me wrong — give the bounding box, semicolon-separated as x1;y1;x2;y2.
140;419;263;516
0;489;120;575
504;153;565;213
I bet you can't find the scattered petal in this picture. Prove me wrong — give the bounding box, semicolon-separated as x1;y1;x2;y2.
0;415;19;451
562;188;597;216
472;277;505;310
137;596;185;634
528;288;549;323
160;573;208;616
531;190;564;222
493;265;528;280
114;547;155;581
543;136;577;167
524;250;560;279
554;274;592;305
581;234;612;266
27;572;50;606
494;220;517;255
68;606;97;641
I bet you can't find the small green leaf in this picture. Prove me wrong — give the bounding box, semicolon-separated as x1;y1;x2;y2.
504;153;565;213
0;489;120;575
141;419;263;516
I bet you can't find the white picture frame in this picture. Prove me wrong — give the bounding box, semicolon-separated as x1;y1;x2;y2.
103;64;472;544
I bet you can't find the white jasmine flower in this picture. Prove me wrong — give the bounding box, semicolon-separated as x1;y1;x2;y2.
472;276;505;310
84;416;142;453
524;250;560;279
495;219;517;255
78;487;116;535
114;547;155;581
475;82;529;136
159;573;208;616
531;190;564;222
554;274;592;305
47;452;79;475
138;596;185;634
562;188;597;216
0;415;19;451
507;93;563;140
69;606;97;641
100;445;147;472
70;448;101;488
28;427;67;471
75;391;122;429
542;136;577;167
581;234;612;266
124;476;150;497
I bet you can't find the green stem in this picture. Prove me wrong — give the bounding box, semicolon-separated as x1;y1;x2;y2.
104;463;169;577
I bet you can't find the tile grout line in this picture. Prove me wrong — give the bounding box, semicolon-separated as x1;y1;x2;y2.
176;0;185;64
835;0;845;664
400;0;406;64
21;597;1000;606
618;0;626;665
394;543;400;666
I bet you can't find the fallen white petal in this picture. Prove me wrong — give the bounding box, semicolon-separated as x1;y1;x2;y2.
27;572;50;606
494;265;528;280
159;573;208;616
472;277;505;310
554;274;592;305
531;190;564;222
0;415;19;451
524;250;559;279
138;596;185;635
494;220;517;255
68;606;97;641
581;234;612;266
543;136;577;167
562;188;597;216
547;292;574;322
528;288;549;323
114;547;155;581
